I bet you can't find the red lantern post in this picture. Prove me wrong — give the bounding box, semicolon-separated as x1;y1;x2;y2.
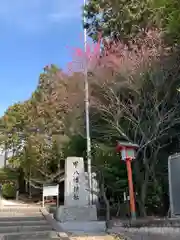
116;141;139;220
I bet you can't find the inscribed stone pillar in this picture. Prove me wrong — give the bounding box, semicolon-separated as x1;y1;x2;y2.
64;157;88;206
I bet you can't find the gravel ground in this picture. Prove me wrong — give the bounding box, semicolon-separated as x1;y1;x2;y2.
69;232;180;240
121;232;180;240
109;227;180;240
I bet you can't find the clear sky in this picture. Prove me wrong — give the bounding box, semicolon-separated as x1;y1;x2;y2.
0;0;85;116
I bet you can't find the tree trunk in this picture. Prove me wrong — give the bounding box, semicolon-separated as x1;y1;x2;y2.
103;190;110;222
4;142;7;168
28;166;32;198
100;182;110;227
140;170;149;217
133;157;144;216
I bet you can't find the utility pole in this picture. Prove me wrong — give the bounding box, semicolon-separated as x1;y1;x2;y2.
83;0;92;205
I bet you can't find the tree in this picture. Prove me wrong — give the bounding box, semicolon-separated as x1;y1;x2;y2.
84;0;180;44
0;65;85;190
152;0;180;44
92;143;128;220
84;0;155;42
90;48;180;216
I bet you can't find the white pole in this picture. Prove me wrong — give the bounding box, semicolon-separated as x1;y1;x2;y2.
83;0;92;205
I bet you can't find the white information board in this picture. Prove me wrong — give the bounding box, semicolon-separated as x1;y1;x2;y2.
43;184;59;197
42;184;59;207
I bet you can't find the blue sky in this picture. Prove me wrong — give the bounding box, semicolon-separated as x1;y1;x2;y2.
0;0;85;116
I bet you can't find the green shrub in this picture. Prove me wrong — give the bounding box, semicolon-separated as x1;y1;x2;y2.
2;182;16;199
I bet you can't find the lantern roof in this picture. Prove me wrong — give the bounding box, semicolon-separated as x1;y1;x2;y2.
116;141;139;152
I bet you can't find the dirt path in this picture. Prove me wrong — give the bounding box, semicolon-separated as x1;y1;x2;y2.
70;234;124;240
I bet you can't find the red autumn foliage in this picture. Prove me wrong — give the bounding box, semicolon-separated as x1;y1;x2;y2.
66;29;163;78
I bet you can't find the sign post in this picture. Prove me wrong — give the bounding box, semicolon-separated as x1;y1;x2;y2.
42;184;59;208
116;141;139;220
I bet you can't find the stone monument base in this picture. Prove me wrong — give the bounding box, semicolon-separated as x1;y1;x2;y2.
55;205;97;222
58;221;106;234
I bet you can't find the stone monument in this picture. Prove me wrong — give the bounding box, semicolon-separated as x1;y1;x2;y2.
55;157;97;222
64;156;88;206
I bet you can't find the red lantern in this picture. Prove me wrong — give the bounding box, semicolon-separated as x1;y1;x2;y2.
116;141;139;161
116;141;139;220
